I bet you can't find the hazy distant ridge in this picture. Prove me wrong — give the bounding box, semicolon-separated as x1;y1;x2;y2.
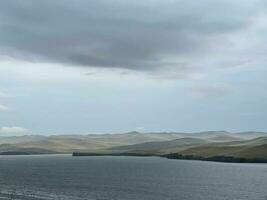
0;131;266;160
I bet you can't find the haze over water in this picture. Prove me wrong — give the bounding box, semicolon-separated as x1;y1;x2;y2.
0;155;266;200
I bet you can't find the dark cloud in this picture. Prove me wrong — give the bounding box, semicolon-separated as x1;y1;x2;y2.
0;0;265;71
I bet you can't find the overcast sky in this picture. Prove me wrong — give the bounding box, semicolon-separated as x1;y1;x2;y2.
0;0;267;135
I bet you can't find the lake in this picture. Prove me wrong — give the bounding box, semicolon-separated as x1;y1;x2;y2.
0;155;266;200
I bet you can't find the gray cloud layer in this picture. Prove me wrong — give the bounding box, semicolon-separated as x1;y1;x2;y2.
0;0;266;71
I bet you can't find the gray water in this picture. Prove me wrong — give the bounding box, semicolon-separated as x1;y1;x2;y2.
0;155;266;200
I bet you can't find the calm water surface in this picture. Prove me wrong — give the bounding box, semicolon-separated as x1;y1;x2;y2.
0;155;266;200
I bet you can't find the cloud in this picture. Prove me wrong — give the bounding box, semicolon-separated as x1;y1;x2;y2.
0;104;8;111
0;91;10;112
190;84;232;98
0;0;266;78
0;91;9;98
0;126;29;136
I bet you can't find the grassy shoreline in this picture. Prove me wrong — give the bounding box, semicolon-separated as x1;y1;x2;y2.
72;152;267;163
161;153;267;163
1;151;267;163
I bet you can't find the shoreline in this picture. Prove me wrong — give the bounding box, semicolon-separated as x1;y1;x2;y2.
72;152;267;164
1;151;266;164
161;153;267;163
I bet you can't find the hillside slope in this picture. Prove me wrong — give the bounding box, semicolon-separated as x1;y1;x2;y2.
171;137;267;160
0;132;266;156
109;137;207;154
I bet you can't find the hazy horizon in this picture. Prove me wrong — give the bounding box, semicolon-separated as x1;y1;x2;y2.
0;130;266;137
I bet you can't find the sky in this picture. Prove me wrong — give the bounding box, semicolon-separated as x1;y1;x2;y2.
0;0;267;135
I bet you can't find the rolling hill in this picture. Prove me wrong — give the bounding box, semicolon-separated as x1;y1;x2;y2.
109;137;207;154
0;131;266;161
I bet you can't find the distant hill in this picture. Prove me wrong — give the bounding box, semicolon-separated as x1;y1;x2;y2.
188;131;267;140
0;132;185;153
0;135;45;145
109;137;207;154
206;134;244;142
178;144;267;160
234;131;267;139
0;131;266;158
189;131;231;138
